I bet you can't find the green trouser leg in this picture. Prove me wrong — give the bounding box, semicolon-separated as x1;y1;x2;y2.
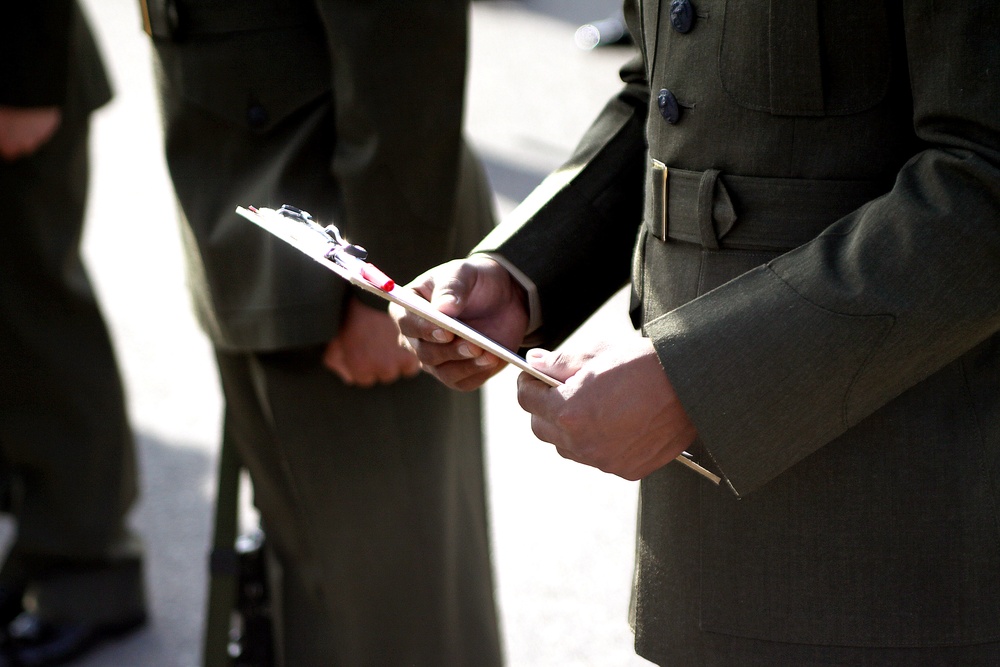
213;348;503;667
0;111;145;624
203;417;242;667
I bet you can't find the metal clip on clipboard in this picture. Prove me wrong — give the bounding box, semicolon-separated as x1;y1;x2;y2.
236;204;721;485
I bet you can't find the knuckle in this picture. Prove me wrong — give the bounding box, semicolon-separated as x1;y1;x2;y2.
555;447;574;461
553;407;584;435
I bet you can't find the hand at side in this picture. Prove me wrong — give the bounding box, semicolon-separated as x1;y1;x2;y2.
324;297;421;386
0;106;61;161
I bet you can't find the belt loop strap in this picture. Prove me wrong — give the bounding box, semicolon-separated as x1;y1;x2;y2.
713;177;737;239
697;168;722;250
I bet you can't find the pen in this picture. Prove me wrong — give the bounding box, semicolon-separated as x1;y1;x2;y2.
264;204;396;292
359;264;394;292
325;247;395;292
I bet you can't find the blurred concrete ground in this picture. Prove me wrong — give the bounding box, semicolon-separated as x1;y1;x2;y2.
62;0;652;664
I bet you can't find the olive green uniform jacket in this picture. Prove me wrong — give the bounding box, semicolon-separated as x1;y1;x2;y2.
151;1;502;664
153;0;491;351
478;0;1000;664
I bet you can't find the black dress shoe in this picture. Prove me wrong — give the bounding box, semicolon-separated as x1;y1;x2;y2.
4;611;146;667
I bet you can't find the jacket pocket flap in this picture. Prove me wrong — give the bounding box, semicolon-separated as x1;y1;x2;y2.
157;27;330;131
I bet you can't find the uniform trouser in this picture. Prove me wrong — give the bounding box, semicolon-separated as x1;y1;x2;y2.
215;347;503;667
0;111;146;625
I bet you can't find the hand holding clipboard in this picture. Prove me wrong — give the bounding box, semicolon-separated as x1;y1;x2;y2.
236;205;560;386
237;204;720;484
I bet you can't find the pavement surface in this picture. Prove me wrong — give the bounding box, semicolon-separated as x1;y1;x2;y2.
51;1;654;664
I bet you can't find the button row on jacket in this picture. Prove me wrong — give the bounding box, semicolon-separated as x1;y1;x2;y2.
659;0;695;125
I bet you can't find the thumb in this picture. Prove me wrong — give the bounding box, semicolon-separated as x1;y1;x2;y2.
525;348;581;383
429;274;470;318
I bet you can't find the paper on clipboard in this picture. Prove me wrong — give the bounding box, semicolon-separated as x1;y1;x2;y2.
236;205;722;485
235;205;561;387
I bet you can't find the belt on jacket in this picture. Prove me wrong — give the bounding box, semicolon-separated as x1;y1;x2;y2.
644;160;892;251
141;0;313;41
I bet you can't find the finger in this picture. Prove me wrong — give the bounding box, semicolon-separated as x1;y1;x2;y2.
0;142;28;162
397;265;469;333
533;412;614;474
525;348;580;383
387;302;408;327
527;410;562;448
397;330;416;355
389;299;456;344
374;350;421;385
405;271;439;302
397;335;433;378
425;260;481;317
401;333;489;369
388;301;431;337
553;445;588;466
428;276;467;317
424;356;504;391
322;343;355;385
399;352;422;378
516;370;561;423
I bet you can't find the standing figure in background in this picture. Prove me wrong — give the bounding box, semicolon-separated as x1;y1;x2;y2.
145;0;503;665
0;2;148;666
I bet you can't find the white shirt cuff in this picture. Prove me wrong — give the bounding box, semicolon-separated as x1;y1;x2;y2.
475;252;543;338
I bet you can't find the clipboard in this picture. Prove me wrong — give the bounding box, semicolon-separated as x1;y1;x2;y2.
236;204;721;485
236;205;560;387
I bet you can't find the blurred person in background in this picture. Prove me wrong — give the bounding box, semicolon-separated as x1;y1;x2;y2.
144;0;503;664
0;3;148;666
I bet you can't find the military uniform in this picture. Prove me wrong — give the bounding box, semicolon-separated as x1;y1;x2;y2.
478;0;1000;664
0;0;147;644
148;0;502;664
